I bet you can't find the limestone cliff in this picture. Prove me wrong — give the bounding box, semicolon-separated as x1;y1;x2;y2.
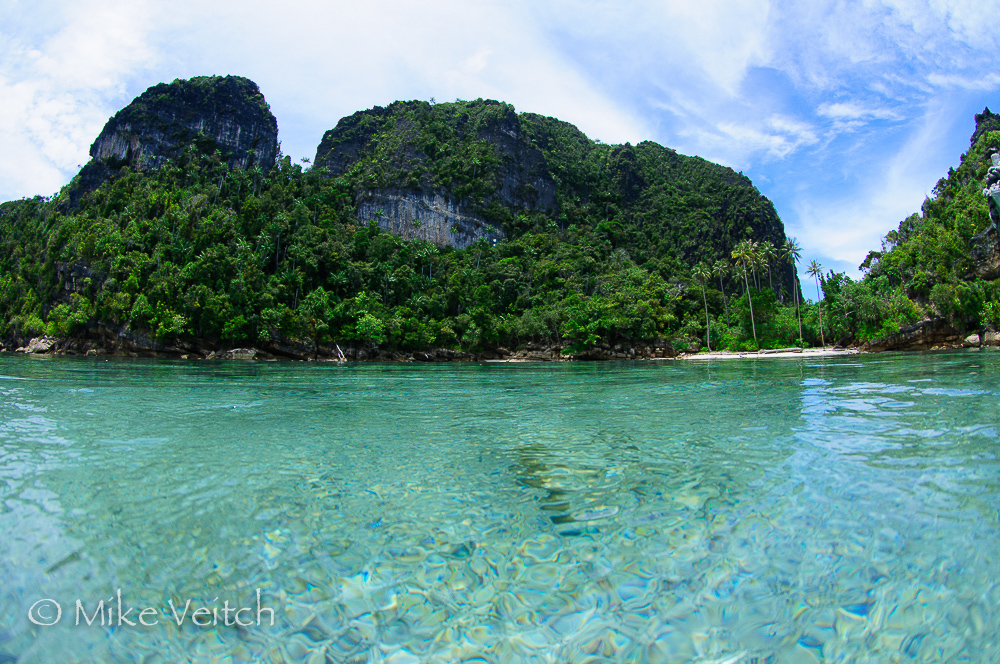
971;107;1000;148
73;76;278;199
311;99;795;299
314;99;557;249
356;190;503;249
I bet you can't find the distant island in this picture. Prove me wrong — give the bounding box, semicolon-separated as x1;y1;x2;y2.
1;75;998;360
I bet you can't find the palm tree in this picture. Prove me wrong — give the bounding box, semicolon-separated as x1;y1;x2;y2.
806;259;825;347
692;263;712;351
732;240;758;346
760;241;777;294
712;259;730;326
782;238;803;347
750;241;766;289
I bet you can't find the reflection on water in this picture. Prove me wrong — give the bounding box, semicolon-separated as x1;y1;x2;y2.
0;352;998;662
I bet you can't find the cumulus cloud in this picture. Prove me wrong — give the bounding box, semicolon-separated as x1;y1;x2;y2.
0;0;158;198
140;0;650;161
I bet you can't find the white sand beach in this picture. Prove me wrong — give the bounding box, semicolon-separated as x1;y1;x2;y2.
680;347;860;360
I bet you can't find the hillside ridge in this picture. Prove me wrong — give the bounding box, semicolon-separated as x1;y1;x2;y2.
1;76;807;359
71;75;278;203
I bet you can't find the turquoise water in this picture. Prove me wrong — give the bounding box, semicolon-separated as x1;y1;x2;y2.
0;352;998;663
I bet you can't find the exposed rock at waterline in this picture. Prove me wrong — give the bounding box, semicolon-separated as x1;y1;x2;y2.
15;337;57;354
861;318;966;352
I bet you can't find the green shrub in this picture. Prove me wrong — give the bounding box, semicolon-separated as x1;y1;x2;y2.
930;283;958;320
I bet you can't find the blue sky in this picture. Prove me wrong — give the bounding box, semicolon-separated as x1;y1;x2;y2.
2;0;999;294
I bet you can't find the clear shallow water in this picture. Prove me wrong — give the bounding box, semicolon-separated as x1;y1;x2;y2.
0;353;998;663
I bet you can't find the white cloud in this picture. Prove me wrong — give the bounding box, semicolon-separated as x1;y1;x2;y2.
688;115;820;167
543;0;772;93
0;0;654;199
460;49;492;76
30;0;156;88
139;0;650;158
788;99;960;277
817;102;900;121
926;72;1000;90
0;0;158;199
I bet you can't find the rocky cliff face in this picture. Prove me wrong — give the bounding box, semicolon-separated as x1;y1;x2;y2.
476;107;558;212
357;190;504;249
860;318;974;352
311;99;795;297
971;225;1000;279
971;107;1000;148
74;76;277;198
314;100;556;249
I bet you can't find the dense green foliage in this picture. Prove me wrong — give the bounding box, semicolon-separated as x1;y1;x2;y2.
318;100;795;282
818;126;1000;343
1;96;810;354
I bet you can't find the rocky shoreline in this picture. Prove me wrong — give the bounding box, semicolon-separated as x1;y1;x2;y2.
4;319;998;362
858;318;1000;352
2;335;680;362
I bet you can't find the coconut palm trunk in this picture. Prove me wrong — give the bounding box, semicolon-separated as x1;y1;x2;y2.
795;275;803;347
807;260;826;347
701;284;711;351
743;262;757;345
693;264;712;351
815;281;825;347
717;272;729;325
783;239;804;348
733;241;758;347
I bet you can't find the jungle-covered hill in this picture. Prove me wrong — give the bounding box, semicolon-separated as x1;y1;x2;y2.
0;75;805;358
818;108;1000;350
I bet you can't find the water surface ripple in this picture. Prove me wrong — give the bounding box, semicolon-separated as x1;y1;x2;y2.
0;352;998;662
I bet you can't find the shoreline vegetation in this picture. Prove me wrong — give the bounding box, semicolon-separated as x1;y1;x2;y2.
3;78;1000;358
4;329;995;362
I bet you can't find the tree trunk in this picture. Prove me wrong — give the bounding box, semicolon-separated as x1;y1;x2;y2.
744;264;757;345
814;277;825;347
794;276;803;347
718;274;729;326
701;284;711;351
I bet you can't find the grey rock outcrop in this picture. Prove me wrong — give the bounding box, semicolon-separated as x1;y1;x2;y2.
971;107;1000;148
971;224;1000;279
210;348;257;360
73;76;277;199
983;152;1000;231
314;99;556;249
357;190;503;249
15;337;57;353
479;110;558;212
861;318;964;352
